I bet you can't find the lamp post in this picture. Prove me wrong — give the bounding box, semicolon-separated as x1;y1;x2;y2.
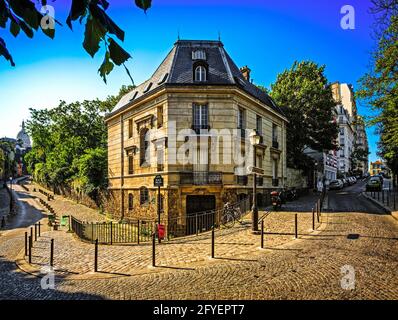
9;176;13;212
249;130;261;233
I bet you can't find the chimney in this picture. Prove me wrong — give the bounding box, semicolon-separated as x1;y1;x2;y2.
240;66;251;82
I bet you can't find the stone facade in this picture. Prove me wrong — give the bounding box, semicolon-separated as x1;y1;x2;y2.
105;40;288;222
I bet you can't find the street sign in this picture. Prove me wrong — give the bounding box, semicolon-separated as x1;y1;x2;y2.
247;166;264;175
154;175;164;187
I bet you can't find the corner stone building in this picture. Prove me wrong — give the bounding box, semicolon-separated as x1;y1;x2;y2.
105;40;288;225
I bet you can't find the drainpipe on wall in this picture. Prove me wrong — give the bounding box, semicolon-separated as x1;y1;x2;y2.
120;113;125;220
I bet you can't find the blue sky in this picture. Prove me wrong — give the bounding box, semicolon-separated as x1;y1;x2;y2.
0;0;380;162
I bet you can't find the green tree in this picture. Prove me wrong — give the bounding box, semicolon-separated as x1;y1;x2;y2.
357;1;398;184
270;61;338;169
0;0;152;82
24;85;132;199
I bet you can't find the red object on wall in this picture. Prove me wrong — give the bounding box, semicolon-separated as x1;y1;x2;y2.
158;224;165;239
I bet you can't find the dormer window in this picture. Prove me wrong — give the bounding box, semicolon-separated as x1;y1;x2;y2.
194;65;207;82
192;50;206;60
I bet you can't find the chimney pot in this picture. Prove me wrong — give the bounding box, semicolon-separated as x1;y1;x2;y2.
240;65;251;82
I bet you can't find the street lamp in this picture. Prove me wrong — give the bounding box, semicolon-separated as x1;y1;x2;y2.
249;130;261;233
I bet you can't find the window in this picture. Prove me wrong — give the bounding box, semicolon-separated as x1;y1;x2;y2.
192;104;208;132
140;128;150;166
157;147;164;172
194;65;206;82
140;187;149;205
256;115;262;135
128;155;134;174
157;106;164;128
238;108;245;138
128;119;133;138
128;194;133;210
192;50;206;60
272;159;278;179
256;154;263;169
340;127;344;135
272;124;278;142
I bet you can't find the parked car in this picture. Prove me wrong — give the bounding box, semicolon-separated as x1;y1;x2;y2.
374;174;384;185
329;179;344;190
342;178;349;187
348;177;355;185
366;176;383;191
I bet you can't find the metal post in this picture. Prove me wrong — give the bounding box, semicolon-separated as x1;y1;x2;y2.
110;222;113;245
382;190;384;204
211;225;215;258
38;222;41;237
294;214;298;239
1;216;5;228
30;227;33;243
152;232;156;267
312;207;315;231
34;224;37;241
94;239;98;272
196;213;199;236
252;145;258;232
387;191;390;207
50;239;54;267
261;220;264;249
28;236;32;263
24;232;28;256
157;185;161;244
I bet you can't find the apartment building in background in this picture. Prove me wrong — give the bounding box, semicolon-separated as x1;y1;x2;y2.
332;82;357;175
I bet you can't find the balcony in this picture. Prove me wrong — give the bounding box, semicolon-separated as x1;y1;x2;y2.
272;140;279;149
191;124;210;134
180;171;222;185
272;178;279;187
236;175;248;185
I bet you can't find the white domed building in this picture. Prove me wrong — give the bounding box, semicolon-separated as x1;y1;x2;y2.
15;121;31;176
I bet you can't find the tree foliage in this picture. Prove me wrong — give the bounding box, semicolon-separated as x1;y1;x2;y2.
24;85;133;197
357;0;398;178
270;61;338;170
0;0;152;82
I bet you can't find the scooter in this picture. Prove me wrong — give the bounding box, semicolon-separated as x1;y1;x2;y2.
270;190;286;210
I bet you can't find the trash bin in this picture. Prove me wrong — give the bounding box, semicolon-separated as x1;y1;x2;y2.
158;224;165;240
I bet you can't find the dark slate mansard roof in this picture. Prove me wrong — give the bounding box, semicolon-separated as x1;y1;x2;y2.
110;40;285;117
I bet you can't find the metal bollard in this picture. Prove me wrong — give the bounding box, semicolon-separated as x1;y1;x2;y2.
38;222;41;237
30;227;33;243
294;214;298;239
382;190;385;204
261;220;264;249
34;224;37;241
196;213;199;236
28;236;32;263
94;239;98;272
312;207;315;231
50;239;54;267
211;226;215;258
24;232;28;256
152;232;156;267
137;220;140;245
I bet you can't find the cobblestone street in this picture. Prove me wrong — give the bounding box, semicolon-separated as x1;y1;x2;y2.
0;180;397;300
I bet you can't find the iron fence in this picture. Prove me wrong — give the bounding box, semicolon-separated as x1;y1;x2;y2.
71;198;251;244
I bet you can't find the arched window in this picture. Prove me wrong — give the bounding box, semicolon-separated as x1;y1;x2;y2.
140;128;150;166
128;193;133;210
194;65;206;82
140;187;149;205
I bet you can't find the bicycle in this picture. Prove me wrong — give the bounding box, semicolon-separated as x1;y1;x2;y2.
221;203;243;228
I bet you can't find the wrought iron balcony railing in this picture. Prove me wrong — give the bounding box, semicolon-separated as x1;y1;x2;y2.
180;171;222;185
272;140;279;149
